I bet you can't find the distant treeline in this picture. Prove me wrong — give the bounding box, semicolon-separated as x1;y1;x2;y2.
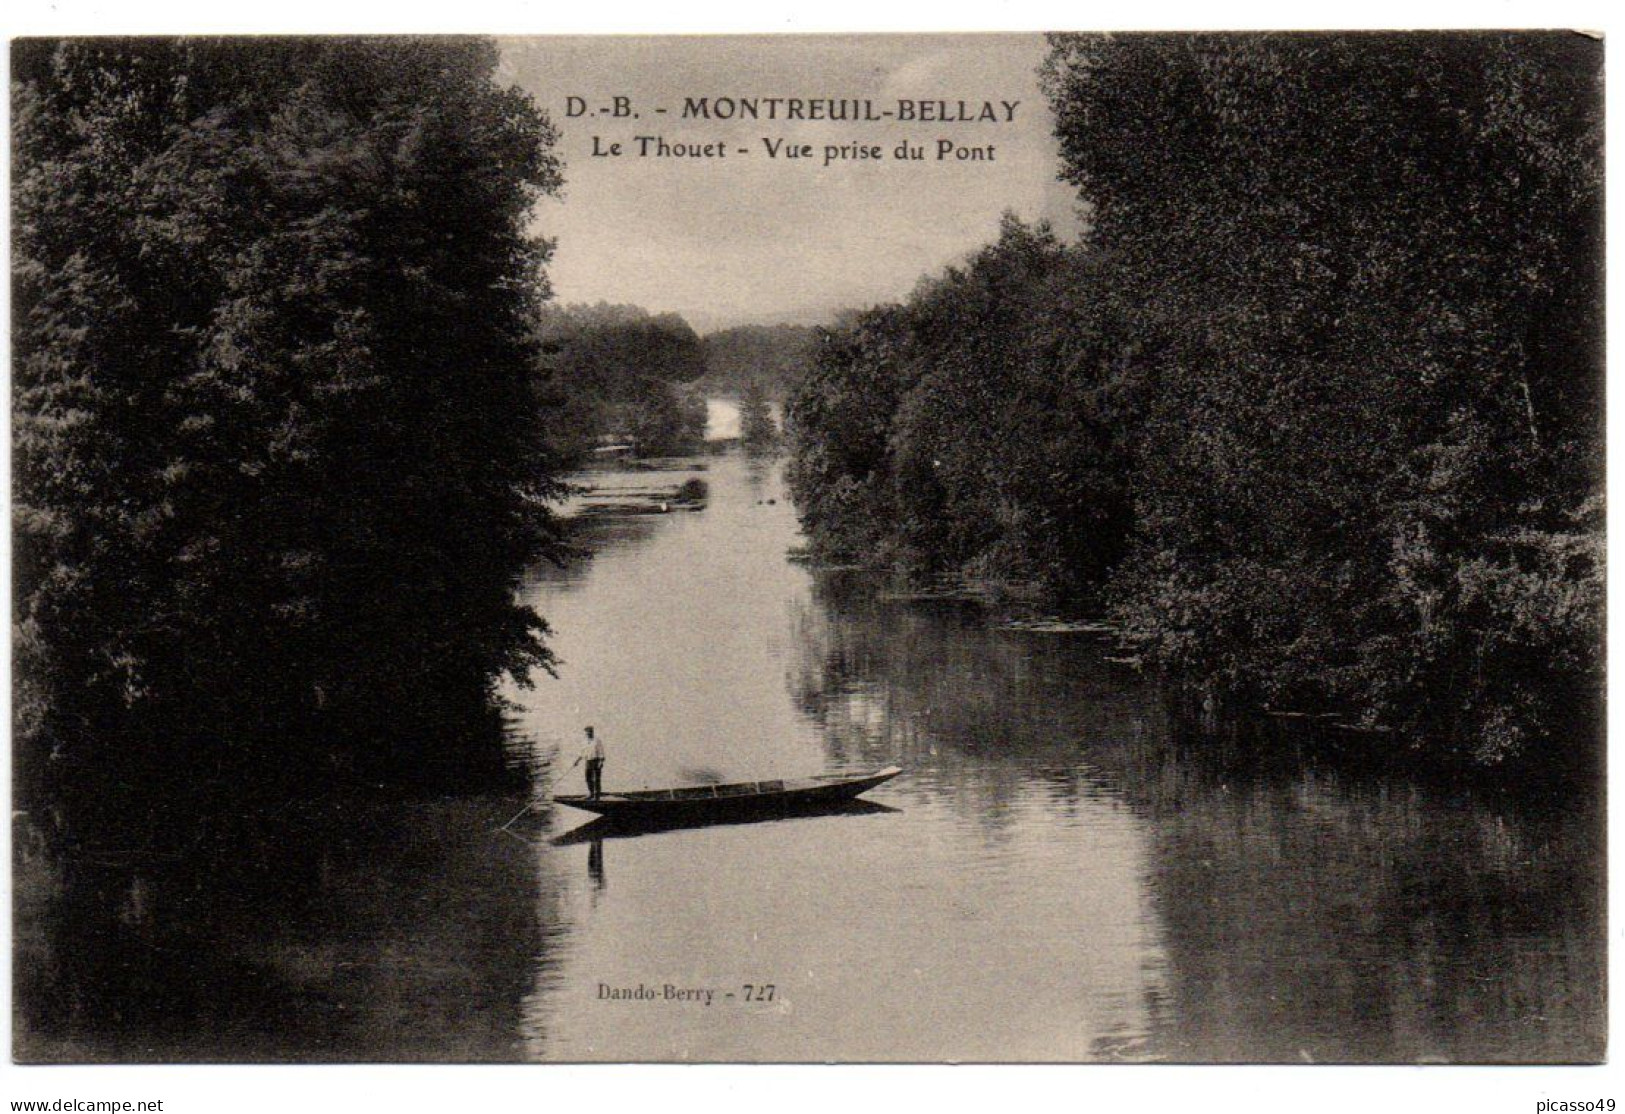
699;323;819;399
13;38;566;791
786;33;1602;764
537;302;709;459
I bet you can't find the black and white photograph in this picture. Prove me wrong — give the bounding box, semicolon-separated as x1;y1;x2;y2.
5;9;1610;1100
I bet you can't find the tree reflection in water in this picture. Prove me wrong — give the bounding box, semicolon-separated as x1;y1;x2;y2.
788;567;1604;1062
16;775;559;1063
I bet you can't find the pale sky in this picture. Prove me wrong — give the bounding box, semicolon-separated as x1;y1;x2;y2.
498;34;1082;332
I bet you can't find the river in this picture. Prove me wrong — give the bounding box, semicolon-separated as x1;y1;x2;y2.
13;429;1603;1063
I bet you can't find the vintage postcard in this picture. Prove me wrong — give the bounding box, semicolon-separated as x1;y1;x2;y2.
10;26;1605;1081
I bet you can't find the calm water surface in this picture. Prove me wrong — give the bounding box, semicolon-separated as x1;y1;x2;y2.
15;443;1603;1063
503;452;1602;1062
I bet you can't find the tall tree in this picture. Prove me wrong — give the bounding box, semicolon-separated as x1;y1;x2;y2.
784;306;916;563
1042;32;1602;758
738;378;779;452
14;37;567;788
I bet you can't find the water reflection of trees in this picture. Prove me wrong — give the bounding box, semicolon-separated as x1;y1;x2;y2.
521;503;665;593
16;787;560;1062
789;570;1168;821
521;460;724;598
1131;734;1603;1062
741;454;776;497
519;813;578;1060
789;572;1603;1062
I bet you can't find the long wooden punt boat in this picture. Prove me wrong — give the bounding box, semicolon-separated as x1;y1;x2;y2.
555;765;902;821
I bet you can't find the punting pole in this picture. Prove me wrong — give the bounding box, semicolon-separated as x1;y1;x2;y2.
496;751;582;833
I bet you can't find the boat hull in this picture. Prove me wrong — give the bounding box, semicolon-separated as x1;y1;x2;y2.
551;798;895;844
554;766;901;821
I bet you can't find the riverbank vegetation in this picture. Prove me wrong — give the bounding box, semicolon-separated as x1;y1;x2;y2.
739;378;781;452
699;323;818;400
785;33;1602;764
13;37;567;794
536;302;709;460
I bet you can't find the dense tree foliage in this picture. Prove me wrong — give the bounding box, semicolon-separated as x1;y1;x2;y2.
788;33;1601;764
699;323;818;399
536;303;709;459
785;307;914;560
738;378;779;452
13;37;567;788
1044;31;1602;761
786;216;1130;600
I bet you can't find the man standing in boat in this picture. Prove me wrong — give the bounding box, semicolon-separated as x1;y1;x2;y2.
582;726;606;799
